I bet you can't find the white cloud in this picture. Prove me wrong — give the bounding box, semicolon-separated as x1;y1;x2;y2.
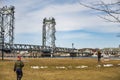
35;3;88;16
2;0;119;34
14;2;90;34
13;1;119;34
57;32;92;40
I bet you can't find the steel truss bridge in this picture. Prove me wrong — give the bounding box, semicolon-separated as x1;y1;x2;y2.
2;43;77;53
0;6;78;56
1;43;120;57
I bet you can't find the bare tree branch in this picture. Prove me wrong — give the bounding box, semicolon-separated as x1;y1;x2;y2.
99;15;120;23
79;0;120;23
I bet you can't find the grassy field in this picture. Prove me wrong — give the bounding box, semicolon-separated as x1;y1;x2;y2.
0;58;120;80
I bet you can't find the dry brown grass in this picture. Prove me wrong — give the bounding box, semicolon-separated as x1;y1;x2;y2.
0;58;120;80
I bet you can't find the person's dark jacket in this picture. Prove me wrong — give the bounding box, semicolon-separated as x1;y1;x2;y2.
14;60;24;72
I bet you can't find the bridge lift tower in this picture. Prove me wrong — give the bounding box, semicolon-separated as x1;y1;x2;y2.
42;17;56;57
0;6;15;53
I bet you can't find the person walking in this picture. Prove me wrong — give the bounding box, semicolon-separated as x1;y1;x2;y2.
97;50;102;62
14;56;24;80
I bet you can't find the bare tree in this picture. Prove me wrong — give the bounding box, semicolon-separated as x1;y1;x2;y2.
79;0;120;23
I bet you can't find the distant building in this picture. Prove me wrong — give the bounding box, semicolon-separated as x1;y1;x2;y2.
78;48;99;56
101;48;120;57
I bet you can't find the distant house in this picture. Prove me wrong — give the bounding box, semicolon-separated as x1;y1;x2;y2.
78;48;99;56
101;48;120;57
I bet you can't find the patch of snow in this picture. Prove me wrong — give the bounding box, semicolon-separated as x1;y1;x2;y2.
96;65;101;67
103;64;113;67
118;64;120;66
76;65;88;69
40;66;48;69
56;66;66;69
31;66;39;69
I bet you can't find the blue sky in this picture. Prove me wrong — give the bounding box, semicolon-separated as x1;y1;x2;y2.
1;0;120;49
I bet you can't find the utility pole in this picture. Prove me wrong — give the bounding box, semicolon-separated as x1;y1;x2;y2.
72;43;74;52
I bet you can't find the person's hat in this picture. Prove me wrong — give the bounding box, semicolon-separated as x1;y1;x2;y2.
97;50;101;53
17;56;21;60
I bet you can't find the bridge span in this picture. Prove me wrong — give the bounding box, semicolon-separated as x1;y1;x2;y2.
0;43;79;57
1;43;77;53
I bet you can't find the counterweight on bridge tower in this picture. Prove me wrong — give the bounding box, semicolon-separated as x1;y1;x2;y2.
42;17;56;53
0;6;15;50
